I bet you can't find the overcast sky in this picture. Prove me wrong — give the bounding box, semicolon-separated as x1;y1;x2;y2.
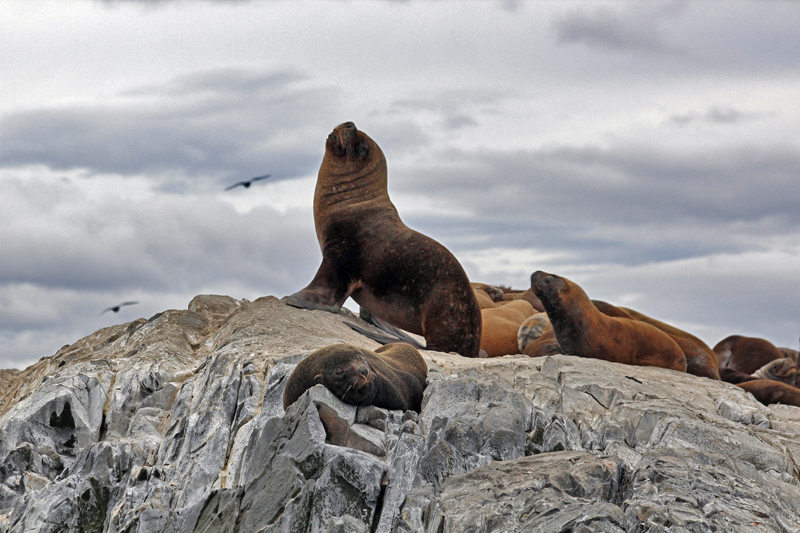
2;0;799;369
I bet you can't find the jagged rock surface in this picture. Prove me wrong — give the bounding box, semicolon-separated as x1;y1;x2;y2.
2;295;800;532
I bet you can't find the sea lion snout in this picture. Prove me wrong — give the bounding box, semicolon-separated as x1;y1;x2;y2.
326;121;369;159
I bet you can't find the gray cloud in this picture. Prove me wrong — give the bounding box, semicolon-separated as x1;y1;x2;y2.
0;66;333;182
668;107;773;126
553;2;686;55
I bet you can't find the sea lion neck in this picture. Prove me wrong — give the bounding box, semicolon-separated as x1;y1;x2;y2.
314;132;397;224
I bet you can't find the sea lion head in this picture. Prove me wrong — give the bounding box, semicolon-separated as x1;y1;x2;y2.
754;357;797;384
530;271;570;308
325;121;374;162
314;345;378;405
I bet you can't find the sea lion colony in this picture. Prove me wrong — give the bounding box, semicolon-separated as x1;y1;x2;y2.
284;121;799;410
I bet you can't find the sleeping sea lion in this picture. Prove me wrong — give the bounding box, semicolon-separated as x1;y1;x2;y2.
737;379;800;408
282;343;428;412
286;122;481;357
752;357;797;385
530;271;686;372
714;335;784;375
479;300;536;357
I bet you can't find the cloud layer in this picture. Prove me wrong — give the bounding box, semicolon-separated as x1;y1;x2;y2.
2;0;800;368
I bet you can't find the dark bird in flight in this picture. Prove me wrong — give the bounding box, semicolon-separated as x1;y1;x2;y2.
100;301;139;315
224;174;271;191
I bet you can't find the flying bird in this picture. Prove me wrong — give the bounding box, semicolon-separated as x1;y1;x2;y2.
100;301;139;315
224;174;271;191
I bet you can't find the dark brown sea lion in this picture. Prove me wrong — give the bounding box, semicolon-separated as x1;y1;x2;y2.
590;300;720;380
714;335;784;375
286;122;481;358
719;367;758;384
530;271;687;372
282;343;429;412
737;379;800;408
479;300;536;357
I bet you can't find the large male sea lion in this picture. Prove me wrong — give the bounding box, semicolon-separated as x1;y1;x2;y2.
286;122;481;357
283;343;429;412
530;271;687;372
714;335;784;375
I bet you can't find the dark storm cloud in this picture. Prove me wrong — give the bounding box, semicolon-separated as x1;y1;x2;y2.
0;66;333;182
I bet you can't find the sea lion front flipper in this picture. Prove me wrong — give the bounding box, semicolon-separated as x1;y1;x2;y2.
285;256;350;313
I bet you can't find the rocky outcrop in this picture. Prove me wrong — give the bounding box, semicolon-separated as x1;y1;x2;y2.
2;294;800;532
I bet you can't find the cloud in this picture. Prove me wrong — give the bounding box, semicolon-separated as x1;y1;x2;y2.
553;2;687;55
389;137;800;270
668;107;773;126
0;66;334;181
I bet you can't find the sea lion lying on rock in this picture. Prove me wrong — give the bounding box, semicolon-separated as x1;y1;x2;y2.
283;343;428;412
591;301;720;380
714;335;784;375
530;271;687;372
517;313;552;352
752;357;797;385
286;122;481;358
480;300;537;357
737;379;800;408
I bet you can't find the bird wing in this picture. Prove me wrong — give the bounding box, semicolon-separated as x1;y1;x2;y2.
224;182;247;191
251;174;271;182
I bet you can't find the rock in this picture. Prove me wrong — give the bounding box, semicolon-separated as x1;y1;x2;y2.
2;294;800;532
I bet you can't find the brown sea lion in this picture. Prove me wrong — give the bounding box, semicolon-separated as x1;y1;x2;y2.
500;288;545;312
590;301;720;380
521;326;562;358
778;346;800;363
470;283;505;302
719;367;758;384
517;312;552;352
752;358;797;385
530;271;687;372
282;343;428;412
714;335;784;375
479;300;536;357
473;289;498;310
286;122;481;358
737;379;800;408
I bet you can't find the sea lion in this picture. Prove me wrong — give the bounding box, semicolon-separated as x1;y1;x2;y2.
521;326;562;358
736;379;800;408
714;335;784;375
752;357;797;385
590;301;720;380
471;283;505;302
719;367;758;384
479;300;536;357
517;312;552;352
530;271;687;372
282;343;429;412
473;289;498;310
778;346;800;363
286;122;481;358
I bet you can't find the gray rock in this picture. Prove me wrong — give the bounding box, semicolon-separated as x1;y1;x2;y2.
3;295;800;533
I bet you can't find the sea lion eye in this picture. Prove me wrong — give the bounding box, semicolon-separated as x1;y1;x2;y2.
356;142;370;159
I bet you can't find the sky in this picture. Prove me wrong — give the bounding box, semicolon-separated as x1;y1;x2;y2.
2;0;799;369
